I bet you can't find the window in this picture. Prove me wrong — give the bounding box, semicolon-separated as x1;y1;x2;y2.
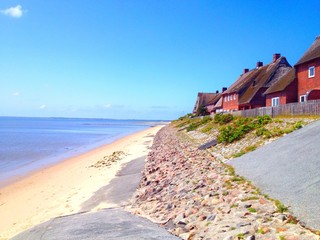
271;97;279;107
300;95;306;102
309;66;315;78
228;95;230;101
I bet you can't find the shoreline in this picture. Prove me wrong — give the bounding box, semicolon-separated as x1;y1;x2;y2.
0;120;163;189
0;125;164;240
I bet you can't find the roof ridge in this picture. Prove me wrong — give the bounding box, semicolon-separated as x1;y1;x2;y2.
295;36;320;66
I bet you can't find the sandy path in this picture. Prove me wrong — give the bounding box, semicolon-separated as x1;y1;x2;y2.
0;125;163;240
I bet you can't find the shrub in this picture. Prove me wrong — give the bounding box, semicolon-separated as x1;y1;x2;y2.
201;122;215;133
257;115;272;125
201;116;213;125
186;116;213;132
217;116;273;143
256;127;273;138
196;105;209;116
293;121;303;130
176;118;191;128
214;113;234;125
218;123;253;143
186;122;201;132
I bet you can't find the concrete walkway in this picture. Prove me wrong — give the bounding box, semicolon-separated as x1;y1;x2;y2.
12;157;179;240
12;209;178;240
230;120;320;230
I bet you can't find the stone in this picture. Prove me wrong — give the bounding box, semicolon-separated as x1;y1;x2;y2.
245;236;255;240
207;214;216;221
174;213;185;224
128;125;320;240
236;222;251;228
223;236;234;240
198;215;206;221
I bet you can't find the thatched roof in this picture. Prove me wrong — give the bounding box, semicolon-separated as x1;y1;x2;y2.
295;36;320;66
264;68;296;95
213;96;223;109
224;69;259;95
223;57;292;105
240;57;292;104
193;92;220;113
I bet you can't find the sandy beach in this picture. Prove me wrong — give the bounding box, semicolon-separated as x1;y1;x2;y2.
0;125;164;240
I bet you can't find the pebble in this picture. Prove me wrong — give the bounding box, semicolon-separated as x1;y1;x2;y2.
128;126;320;240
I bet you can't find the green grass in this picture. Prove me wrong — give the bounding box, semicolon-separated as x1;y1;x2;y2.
233;145;258;158
248;207;257;213
241;196;259;201
275;200;289;213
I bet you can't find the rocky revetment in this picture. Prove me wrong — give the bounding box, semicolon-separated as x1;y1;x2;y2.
128;116;320;240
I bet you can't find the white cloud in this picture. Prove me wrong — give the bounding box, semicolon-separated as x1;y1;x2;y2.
39;104;46;109
104;104;112;108
1;5;24;18
12;92;20;96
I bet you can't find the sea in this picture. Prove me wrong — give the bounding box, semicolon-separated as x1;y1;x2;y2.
0;116;164;187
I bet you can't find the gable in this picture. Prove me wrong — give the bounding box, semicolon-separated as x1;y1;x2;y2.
295;36;320;66
264;68;296;95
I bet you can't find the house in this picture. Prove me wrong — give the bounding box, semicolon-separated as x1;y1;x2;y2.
295;36;320;102
205;87;227;113
264;68;298;107
210;96;223;113
193;92;220;115
222;54;292;111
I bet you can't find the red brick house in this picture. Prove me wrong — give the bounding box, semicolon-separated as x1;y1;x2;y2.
222;54;292;111
295;36;320;102
264;68;298;107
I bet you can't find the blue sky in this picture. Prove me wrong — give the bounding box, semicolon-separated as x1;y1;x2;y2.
1;1;319;120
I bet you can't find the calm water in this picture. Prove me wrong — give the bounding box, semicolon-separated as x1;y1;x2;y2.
0;117;160;187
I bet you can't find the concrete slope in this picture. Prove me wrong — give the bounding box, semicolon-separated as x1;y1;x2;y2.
81;156;146;211
12;209;179;240
12;156;179;240
229;120;320;229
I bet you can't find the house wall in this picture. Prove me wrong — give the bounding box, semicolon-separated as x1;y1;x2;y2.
249;87;267;108
222;93;239;111
286;78;298;103
297;58;320;99
308;90;320;100
266;92;285;106
265;79;298;106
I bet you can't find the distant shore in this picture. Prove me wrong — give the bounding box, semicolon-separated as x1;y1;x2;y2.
0;125;164;240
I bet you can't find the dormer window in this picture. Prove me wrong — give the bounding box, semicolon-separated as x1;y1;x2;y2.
308;66;315;78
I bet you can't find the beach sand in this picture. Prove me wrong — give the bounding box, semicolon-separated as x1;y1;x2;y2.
0;125;164;240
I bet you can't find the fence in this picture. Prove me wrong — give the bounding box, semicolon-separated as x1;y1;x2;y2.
229;100;320;118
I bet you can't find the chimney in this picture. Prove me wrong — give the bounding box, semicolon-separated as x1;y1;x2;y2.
256;61;263;68
216;90;219;94
273;53;281;62
222;87;227;92
243;68;249;74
